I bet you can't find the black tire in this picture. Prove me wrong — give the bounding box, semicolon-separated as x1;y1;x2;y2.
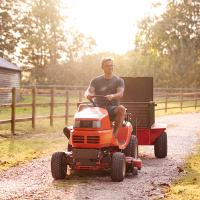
51;152;67;179
111;152;126;182
154;132;167;158
132;167;138;176
124;135;138;158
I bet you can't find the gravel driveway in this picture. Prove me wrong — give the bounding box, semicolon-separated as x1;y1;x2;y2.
0;113;200;200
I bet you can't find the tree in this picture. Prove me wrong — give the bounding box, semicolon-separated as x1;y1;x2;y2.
0;0;20;61
135;0;200;87
20;0;96;84
19;0;66;83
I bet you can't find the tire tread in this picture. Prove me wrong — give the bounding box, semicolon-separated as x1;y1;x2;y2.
51;152;67;179
111;152;126;182
154;132;167;158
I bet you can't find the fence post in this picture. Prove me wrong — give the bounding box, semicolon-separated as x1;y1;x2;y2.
11;87;16;135
32;87;36;128
180;89;183;111
65;90;69;125
50;88;54;126
165;90;168;113
79;90;82;102
195;88;197;110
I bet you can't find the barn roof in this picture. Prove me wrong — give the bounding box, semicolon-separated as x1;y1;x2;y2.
0;57;21;72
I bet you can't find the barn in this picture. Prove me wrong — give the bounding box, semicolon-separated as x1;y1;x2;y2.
0;58;21;103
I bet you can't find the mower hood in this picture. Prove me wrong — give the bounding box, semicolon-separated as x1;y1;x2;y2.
74;107;108;120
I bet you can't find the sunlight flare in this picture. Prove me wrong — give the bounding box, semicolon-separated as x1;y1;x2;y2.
63;0;167;53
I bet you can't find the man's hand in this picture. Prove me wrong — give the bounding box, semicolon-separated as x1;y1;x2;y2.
86;94;94;101
105;94;114;101
105;88;124;101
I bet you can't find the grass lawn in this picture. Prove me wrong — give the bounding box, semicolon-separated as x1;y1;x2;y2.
0;92;79;171
164;144;200;200
0;131;67;171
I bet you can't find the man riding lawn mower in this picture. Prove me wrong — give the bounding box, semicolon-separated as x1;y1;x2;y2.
51;58;167;182
85;57;127;145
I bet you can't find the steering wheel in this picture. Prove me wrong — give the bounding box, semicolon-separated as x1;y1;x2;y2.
89;95;109;107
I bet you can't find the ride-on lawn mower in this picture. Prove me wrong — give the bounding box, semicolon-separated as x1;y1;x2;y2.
51;77;167;182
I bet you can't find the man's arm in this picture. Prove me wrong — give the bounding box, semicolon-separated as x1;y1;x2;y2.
85;86;95;100
105;87;124;101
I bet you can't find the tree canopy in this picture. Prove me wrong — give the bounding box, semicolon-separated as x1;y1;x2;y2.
0;0;95;84
1;0;200;88
135;0;200;87
0;0;20;60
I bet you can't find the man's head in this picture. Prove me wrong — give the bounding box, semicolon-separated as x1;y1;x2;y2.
101;57;114;75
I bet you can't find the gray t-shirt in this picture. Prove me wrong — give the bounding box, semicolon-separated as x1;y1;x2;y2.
89;75;124;106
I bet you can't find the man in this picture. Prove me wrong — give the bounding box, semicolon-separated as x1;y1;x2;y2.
85;57;126;143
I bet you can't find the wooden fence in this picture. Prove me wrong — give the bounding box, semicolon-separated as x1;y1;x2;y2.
0;86;200;136
0;86;85;135
154;88;200;112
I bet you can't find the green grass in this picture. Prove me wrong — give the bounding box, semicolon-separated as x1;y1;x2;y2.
164;143;200;200
0;131;67;171
0;92;81;171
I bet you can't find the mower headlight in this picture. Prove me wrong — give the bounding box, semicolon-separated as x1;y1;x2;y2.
74;120;101;128
74;120;80;128
92;121;101;128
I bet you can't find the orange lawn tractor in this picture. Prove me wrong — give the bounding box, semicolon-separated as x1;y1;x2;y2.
51;77;167;182
51;94;141;182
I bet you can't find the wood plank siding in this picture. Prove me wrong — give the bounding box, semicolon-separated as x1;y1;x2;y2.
0;68;21;103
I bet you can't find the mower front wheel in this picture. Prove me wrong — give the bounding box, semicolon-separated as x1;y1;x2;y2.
124;135;138;158
51;152;68;179
111;152;126;182
154;132;167;158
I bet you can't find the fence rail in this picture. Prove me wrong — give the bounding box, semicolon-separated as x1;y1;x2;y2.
154;89;200;112
0;87;83;135
0;86;200;136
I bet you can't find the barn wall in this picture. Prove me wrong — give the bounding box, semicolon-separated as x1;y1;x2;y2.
0;68;21;103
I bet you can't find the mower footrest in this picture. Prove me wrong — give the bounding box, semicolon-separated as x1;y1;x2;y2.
126;157;142;170
133;158;142;170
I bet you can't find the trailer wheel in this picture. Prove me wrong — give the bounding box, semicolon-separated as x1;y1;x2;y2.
154;132;167;158
51;152;67;179
111;152;126;182
124;135;138;158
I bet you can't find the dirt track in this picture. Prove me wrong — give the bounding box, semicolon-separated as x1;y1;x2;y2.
0;113;200;200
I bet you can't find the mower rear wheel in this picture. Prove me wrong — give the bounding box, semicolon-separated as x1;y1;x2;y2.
154;132;167;158
124;135;138;158
51;152;67;179
111;152;126;182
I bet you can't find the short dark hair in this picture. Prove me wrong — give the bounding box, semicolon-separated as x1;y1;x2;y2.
101;57;114;67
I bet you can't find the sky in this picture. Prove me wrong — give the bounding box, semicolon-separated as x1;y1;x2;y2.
63;0;167;54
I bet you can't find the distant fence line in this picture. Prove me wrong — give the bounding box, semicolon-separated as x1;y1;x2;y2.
0;86;200;136
154;88;200;112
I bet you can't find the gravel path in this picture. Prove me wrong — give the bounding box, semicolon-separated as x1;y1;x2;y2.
0;113;200;200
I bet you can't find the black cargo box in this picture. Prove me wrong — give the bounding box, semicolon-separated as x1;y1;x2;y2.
121;77;155;128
